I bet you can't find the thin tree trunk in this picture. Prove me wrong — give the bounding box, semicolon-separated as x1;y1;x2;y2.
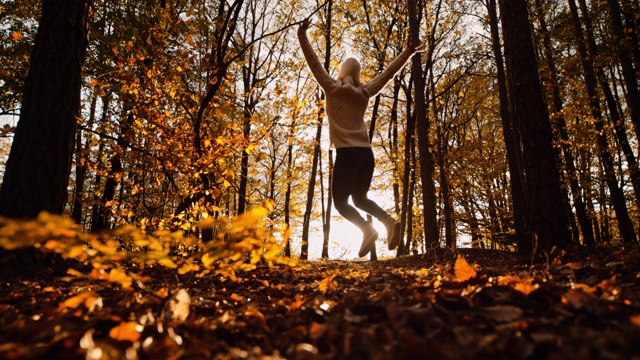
398;79;415;256
72;93;98;224
568;0;637;245
408;0;439;249
606;0;640;144
533;0;595;245
301;0;332;260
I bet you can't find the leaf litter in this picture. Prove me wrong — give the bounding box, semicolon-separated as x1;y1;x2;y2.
1;246;640;359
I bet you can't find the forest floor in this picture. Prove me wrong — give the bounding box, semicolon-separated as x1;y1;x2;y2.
1;246;640;360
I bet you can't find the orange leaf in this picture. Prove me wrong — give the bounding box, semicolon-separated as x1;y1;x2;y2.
230;293;243;302
109;322;141;342
454;255;477;282
10;32;24;41
631;314;640;327
514;278;538;296
60;292;102;312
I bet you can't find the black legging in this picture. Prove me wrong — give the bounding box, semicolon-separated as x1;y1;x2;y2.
332;147;389;229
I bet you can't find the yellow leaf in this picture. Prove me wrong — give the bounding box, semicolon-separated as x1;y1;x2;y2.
109;322;141;342
245;144;254;154
158;258;177;268
317;275;337;293
454;255;477;282
202;253;215;267
109;268;132;288
43;240;63;251
60;292;101;311
178;263;200;274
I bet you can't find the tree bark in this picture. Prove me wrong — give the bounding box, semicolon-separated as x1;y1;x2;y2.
568;0;638;245
408;0;439;249
606;0;640;144
301;0;333;260
499;0;572;252
0;0;93;218
487;0;523;239
533;0;595;245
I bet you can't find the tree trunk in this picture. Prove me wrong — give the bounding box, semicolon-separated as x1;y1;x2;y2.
568;0;638;245
321;149;333;259
606;0;640;144
408;0;439;249
72;93;98;224
486;0;528;249
0;0;93;218
399;79;415;256
533;0;595;245
499;0;572;252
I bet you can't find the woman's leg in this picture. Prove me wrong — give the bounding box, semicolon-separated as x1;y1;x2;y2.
350;148;391;222
332;148;368;229
351;148;401;250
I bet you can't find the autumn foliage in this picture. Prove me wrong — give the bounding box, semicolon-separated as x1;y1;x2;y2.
2;224;640;358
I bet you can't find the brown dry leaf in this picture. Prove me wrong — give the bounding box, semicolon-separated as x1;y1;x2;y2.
309;322;327;341
564;289;598;311
597;275;617;293
109;321;141;342
482;305;524;323
454;255;477;282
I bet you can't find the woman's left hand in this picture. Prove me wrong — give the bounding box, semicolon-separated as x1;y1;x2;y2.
408;39;426;53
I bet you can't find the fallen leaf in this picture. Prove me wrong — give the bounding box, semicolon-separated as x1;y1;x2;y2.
482;305;524;322
167;289;190;321
514;278;538;296
109;322;141;342
10;32;24;41
454;255;477;282
564;289;598;311
309;322;327;341
60;292;102;312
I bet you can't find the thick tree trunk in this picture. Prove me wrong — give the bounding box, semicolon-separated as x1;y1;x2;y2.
499;0;572;252
486;0;528;248
0;0;93;218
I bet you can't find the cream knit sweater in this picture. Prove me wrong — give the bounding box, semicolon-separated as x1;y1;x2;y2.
298;29;415;148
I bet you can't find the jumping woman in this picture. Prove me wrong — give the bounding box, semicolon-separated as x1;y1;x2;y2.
297;17;424;257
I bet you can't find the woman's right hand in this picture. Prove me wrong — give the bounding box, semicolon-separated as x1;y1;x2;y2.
299;18;312;33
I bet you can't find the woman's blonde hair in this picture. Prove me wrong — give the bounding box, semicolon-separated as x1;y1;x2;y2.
337;58;362;86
